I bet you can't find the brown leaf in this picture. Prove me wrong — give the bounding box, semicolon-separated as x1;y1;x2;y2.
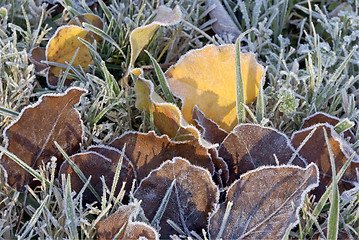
302;112;356;144
29;47;48;75
109;131;215;181
135;157;219;239
88;145;137;191
192;105;228;145
209;164;319;239
96;204;159;240
59;147;136;203
218;124;307;184
1;88;86;190
291;124;359;198
59;152;111;202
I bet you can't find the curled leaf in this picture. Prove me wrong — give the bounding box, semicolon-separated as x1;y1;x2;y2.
209;164;319;239
129;5;182;67
97;204;159;240
0;88;86;190
165;44;264;132
192;105;228;145
302;112;356;143
109;131;215;181
218;124;307;184
134;157;219;239
134;68;202;142
291;124;359;198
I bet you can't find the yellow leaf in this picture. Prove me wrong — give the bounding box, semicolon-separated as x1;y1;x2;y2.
46;26;93;87
133;68;204;143
165;44;264;132
129;5;181;67
68;13;104;43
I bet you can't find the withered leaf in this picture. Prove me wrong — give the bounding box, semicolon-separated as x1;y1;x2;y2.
302;112;356;144
292;124;359;198
110;131;215;181
1;88;86;190
87;145;137;191
218;124;307;184
134;157;219;239
97;204;159;240
192;105;228;145
209;164;319;239
29;47;48;75
59;148;136;203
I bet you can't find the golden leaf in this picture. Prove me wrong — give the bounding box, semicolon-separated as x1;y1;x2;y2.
165;44;264;132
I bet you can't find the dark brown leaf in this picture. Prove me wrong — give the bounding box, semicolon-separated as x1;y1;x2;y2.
88;145;137;192
209;164;319;239
110;131;215;181
1;88;86;190
218;124;307;184
29;47;48;75
192;105;228;145
291;124;359;198
96;204;159;240
302;112;356;144
135;157;219;239
59;152;113;203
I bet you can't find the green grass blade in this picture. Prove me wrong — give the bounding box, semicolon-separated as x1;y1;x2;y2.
256;66;267;124
334;118;355;134
54;142;101;203
82;23;123;54
329;46;358;83
145;50;176;104
0;146;50;188
301;152;356;237
235;29;253;123
151;179;176;228
109;144;126;204
324;128;339;240
20;195;49;239
65;176;79;240
0;105;19;118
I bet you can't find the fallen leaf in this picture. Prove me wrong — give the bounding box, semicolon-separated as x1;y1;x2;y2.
209;164;319;239
129;5;182;67
68;14;103;42
207;0;242;42
97;204;159;240
134;68;203;142
218;124;307;184
192;105;228;145
109;131;215;181
291;123;359;198
46;25;94;87
134;157;219;239
0;88;86;190
88;145;136;192
59;151;131;203
165;44;264;132
29;47;48;75
302;112;356;143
